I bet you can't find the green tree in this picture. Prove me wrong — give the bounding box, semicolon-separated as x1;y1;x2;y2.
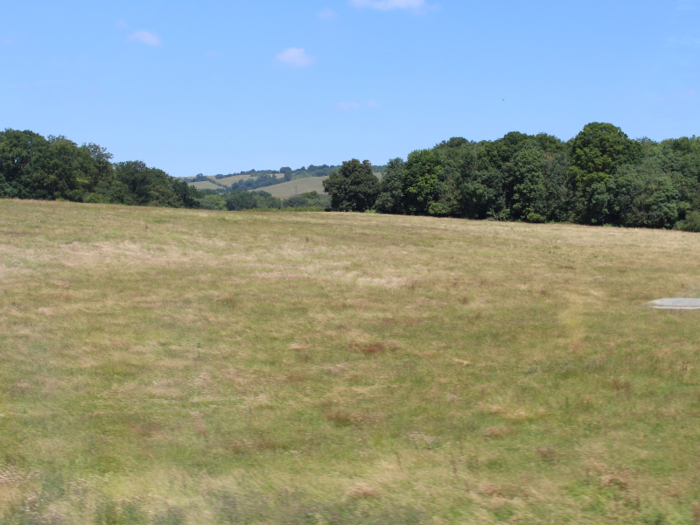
609;159;680;228
569;122;642;189
198;194;227;210
226;190;257;210
323;159;379;212
508;141;548;222
568;123;643;224
676;211;700;232
456;168;506;220
0;129;49;198
374;158;405;214
402;149;442;215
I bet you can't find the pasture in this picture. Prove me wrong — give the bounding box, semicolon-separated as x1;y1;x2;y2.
190;180;222;191
1;199;700;524
256;176;329;198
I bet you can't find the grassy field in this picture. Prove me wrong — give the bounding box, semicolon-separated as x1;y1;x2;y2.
257;177;328;198
190;180;222;191
2;200;700;524
215;174;254;188
188;175;286;191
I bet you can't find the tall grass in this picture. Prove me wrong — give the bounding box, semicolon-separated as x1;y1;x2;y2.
1;199;700;523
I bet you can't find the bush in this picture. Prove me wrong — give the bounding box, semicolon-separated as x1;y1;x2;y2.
676;211;700;232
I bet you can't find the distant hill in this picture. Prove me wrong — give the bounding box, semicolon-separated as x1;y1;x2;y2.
184;164;387;194
260;177;329;199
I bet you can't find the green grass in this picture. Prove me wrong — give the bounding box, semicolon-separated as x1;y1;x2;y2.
2;199;700;523
190;180;222;190
214;174;253;187
256;176;328;198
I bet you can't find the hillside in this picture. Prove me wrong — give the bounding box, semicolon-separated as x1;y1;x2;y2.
2;199;700;523
258;176;329;198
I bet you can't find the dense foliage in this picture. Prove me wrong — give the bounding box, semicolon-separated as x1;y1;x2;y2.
322;159;380;212
197;190;330;211
326;123;700;230
0;129;200;208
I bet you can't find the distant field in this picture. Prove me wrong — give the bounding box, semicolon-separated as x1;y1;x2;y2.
214;174;259;187
255;176;328;198
3;199;700;523
208;175;248;187
190;180;221;190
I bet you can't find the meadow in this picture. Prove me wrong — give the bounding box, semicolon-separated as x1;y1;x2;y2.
1;199;700;524
259;177;328;199
190;180;225;191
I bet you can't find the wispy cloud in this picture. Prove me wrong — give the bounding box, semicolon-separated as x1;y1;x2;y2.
116;19;128;29
276;48;316;68
334;99;381;111
2;38;15;46
349;0;425;11
126;30;162;46
317;8;338;19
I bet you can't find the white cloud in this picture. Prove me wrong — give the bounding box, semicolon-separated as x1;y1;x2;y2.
126;30;162;46
276;47;316;68
116;19;128;29
317;8;337;19
349;0;425;11
334;100;381;111
2;38;15;46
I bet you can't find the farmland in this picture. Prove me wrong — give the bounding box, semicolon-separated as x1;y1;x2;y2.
257;176;329;198
1;199;700;523
190;180;223;191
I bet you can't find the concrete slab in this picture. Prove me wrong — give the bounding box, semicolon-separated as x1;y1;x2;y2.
649;298;700;310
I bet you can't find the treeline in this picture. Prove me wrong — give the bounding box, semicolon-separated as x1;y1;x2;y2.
323;123;700;231
0;129;200;208
199;190;329;211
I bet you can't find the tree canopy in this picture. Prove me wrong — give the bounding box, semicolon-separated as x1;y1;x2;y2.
0;129;200;208
322;159;380;212
354;122;700;231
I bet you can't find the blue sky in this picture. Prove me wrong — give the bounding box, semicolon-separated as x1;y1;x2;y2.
1;0;699;177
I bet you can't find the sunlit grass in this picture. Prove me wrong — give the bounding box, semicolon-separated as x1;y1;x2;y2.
1;199;700;523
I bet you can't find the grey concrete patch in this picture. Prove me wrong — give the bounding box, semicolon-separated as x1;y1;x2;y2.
649;298;700;310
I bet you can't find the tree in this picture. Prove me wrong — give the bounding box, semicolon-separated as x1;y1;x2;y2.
0;129;49;198
569;122;642;189
374;158;405;214
0;128;200;208
402;149;442;215
456;168;506;220
508;141;548;222
323;159;379;212
226;191;257;211
567;123;643;225
609;159;680;228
